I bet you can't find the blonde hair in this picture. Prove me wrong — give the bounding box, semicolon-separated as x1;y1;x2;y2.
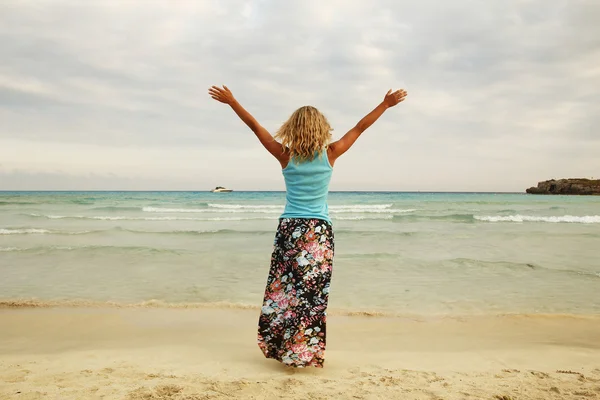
275;106;332;162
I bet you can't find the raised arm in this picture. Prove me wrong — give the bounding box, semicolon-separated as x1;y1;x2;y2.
208;85;287;167
329;89;407;163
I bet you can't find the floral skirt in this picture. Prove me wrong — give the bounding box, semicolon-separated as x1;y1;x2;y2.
257;218;334;368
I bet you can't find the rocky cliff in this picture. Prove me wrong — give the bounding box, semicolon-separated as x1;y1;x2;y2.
526;179;600;195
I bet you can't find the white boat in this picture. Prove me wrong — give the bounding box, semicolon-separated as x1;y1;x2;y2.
211;186;233;193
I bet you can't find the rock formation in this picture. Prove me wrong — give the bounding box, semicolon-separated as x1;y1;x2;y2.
526;179;600;195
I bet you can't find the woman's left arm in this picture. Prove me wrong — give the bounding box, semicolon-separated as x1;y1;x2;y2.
209;85;287;167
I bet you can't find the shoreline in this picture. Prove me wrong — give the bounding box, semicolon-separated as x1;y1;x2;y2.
1;308;599;399
2;299;600;320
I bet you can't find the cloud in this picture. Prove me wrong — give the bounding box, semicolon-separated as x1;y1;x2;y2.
0;0;598;191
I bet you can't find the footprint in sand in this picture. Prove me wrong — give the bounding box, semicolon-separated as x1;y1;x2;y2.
530;371;550;379
2;369;31;383
128;384;184;400
573;390;597;397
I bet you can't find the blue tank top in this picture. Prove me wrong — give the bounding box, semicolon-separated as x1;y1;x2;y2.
280;150;333;223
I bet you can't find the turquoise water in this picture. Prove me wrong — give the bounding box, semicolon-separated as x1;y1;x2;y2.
1;191;599;315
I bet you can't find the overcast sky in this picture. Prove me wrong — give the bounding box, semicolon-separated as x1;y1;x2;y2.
0;0;598;191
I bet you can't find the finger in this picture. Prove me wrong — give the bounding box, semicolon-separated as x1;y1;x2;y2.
386;89;392;96
223;85;231;93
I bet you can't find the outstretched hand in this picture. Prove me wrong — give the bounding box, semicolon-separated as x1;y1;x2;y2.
383;89;408;108
208;85;236;105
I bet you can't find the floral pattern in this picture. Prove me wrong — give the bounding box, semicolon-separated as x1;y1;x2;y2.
258;218;334;368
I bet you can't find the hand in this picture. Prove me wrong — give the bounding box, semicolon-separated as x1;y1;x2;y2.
383;89;408;108
208;85;236;105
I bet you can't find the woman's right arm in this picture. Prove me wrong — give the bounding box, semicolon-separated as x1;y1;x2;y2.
329;89;407;163
208;85;288;167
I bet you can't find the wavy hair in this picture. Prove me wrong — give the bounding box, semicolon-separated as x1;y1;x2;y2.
275;106;332;162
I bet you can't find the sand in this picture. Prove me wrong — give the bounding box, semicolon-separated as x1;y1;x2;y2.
1;308;599;399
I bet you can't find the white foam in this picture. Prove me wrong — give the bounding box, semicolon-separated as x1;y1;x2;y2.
335;215;394;221
330;208;415;214
475;215;600;224
138;216;275;221
39;215;277;221
208;204;282;209
201;217;273;221
143;207;279;214
0;228;52;235
208;203;395;210
144;205;409;214
330;204;393;210
0;247;19;252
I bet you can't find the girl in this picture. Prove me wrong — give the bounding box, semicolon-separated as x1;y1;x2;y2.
208;85;407;368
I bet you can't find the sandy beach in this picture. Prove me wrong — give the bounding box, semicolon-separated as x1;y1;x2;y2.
1;307;599;399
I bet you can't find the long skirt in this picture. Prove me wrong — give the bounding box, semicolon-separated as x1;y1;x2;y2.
257;218;335;368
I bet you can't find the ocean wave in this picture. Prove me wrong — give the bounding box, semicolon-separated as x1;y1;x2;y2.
0;228;53;235
25;214;277;221
391;213;600;224
208;203;282;209
392;213;476;223
331;208;415;214
339;252;401;259
1;227;271;236
0;247;19;252
0;201;38;205
0;299;389;317
449;258;600;278
142;206;409;214
475;215;600;224
330;204;395;210
450;258;538;270
0;245;185;255
91;206;144;211
68;199;95;205
25;213;400;222
143;206;278;213
122;228;272;236
27;214;138;220
335;215;394;220
207;203;395;210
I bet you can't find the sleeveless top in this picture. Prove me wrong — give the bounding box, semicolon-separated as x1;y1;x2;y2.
280;150;333;223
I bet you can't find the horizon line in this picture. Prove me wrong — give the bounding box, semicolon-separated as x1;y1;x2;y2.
0;190;526;194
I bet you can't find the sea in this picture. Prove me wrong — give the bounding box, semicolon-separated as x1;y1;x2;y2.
1;191;599;316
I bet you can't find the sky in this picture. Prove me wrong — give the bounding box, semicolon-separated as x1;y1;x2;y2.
0;0;598;192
